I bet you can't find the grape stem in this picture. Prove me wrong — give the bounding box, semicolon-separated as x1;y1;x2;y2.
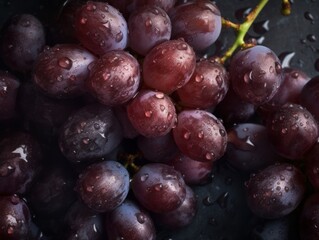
220;0;269;64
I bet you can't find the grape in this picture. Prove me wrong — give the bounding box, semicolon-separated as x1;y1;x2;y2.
173;110;227;162
114;105;139;139
229;45;283;105
266;103;318;160
131;163;186;213
0;132;42;195
105;200;156;240
76;160;130;213
126;90;177;137
0;70;20;120
176;58;229;109
132;0;177;12
299;193;319;240
300;75;319;122
137;132;178;163
128;6;172;56
74;1;128;56
0;14;45;73
245;163;305;219
305;143;319;190
86;50;140;106
155;185;197;228
59;104;123;163
0;195;31;240
169;1;222;51
32;44;96;99
226;123;281;173
143;39;196;93
214;87;256;127
64;201;105;240
261;67;310;111
168;152;213;185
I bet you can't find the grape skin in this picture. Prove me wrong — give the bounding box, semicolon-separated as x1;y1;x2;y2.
173;110;227;162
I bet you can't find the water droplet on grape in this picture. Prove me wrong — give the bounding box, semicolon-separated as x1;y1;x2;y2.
7;226;14;235
86;185;94;192
195;74;204;83
82;138;90;144
103;72;111;81
244;71;253;83
10;195;20;205
80;18;88;24
115;32;123;42
144;111;153;118
219;129;226;137
58;57;72;70
307;34;317;42
177;43;188;50
154;183;163;191
145;19;152;27
86;3;96;11
275;62;282;73
183;131;191;140
136;213;146;224
140;174;149;182
155;92;164;99
198;130;204;139
160;105;165;111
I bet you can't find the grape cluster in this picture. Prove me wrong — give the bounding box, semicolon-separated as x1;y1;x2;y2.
0;0;318;239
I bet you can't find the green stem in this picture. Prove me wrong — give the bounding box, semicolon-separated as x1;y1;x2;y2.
281;0;291;16
220;0;269;64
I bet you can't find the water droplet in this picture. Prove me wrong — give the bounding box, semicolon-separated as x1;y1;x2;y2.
103;72;111;81
127;77;135;87
115;32;123;42
141;174;149;182
275;62;282;74
216;192;229;209
205;152;214;160
195;74;204;83
94;123;100;130
154;183;163;191
136;213;146;224
86;186;94;192
216;75;223;87
58;57;72;70
281;128;288;134
0;163;15;177
244;71;253;83
7;226;14;235
219;129;226;137
307;34;316;42
86;3;96;11
177;43;188;50
198;130;204;139
145;19;152;27
155;92;164;99
253;19;270;34
21;20;30;27
144;111;152;118
82;138;90;144
80;18;87;24
10;195;20;205
183;132;191;140
203;196;214;206
305;11;314;22
160;105;165;111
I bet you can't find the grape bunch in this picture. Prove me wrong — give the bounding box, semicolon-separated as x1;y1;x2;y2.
0;0;318;239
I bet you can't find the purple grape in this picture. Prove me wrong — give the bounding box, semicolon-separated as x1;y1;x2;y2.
300;75;319;121
173;110;227;162
0;132;42;195
76;160;130;212
86;50;140;106
0;14;45;73
229;45;283;105
128;6;172;56
177;58;229;109
305;143;319;190
168;152;213;185
126;90;177;137
169;1;222;51
32;44;96;99
266;103;318;160
143;39;196;94
131;163;186;213
226;123;281;173
59;104;123;163
0;70;20;120
74;1;128;55
245;163;305;219
0;195;31;239
154;185;197;228
105;200;156;240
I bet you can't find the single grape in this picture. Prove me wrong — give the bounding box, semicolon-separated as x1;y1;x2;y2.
299;193;319;240
176;58;229;109
168;152;213;185
76;160;130;212
74;1;128;55
0;132;42;195
86;50;140;106
173;110;227;162
229;45;283;105
137;132;178;163
131;163;186;213
0;14;45;72
261;67;310;111
126;90;177;137
154;185;197;229
226;123;281;173
128;6;171;56
59;104;123;163
245;163;305;219
169;1;222;51
300;75;319;121
0;70;20;120
266;103;318;160
64;201;105;240
0;195;31;240
32;44;96;99
105;200;156;240
143;39;196;93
